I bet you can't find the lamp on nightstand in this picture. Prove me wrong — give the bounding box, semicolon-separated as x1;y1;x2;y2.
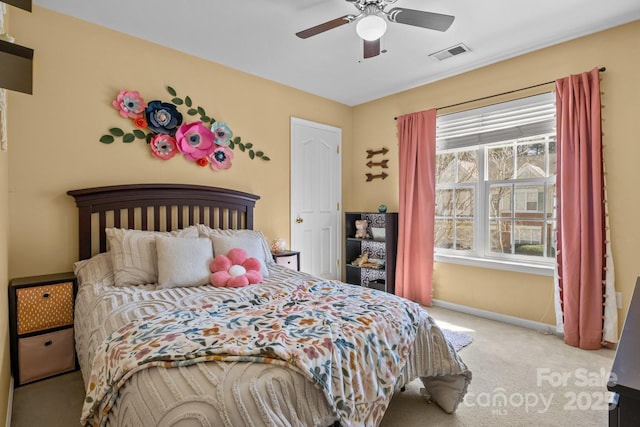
271;238;287;254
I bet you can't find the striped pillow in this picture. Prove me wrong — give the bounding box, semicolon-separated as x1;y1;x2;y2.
106;226;199;287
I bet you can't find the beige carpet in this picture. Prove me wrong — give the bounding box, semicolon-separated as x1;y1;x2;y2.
380;306;614;427
11;306;614;427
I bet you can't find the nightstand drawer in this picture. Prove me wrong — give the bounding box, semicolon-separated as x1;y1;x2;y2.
16;282;74;334
18;328;75;384
275;254;298;270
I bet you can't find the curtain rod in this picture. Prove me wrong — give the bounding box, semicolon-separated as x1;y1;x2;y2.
394;66;606;120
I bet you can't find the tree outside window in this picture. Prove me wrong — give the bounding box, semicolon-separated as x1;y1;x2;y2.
435;135;556;262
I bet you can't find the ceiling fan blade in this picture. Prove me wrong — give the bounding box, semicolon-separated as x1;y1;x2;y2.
387;8;455;32
296;15;352;39
363;39;380;59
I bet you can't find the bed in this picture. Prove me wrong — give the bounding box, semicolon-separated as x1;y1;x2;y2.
67;183;471;427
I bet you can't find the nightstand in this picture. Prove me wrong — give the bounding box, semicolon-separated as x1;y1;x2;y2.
272;250;300;271
8;272;78;386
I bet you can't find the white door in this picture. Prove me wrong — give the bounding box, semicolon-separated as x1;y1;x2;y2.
291;117;341;279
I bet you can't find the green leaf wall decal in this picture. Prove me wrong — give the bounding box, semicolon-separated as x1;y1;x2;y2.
133;130;146;139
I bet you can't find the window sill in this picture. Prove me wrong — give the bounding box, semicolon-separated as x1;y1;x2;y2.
434;253;554;277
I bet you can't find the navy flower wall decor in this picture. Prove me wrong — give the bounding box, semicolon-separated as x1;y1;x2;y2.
100;86;270;171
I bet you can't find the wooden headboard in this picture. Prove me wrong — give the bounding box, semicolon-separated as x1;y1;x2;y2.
67;184;260;260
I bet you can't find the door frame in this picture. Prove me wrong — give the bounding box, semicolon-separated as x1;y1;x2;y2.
290;117;342;278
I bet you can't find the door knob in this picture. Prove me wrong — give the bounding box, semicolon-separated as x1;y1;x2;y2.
296;217;303;223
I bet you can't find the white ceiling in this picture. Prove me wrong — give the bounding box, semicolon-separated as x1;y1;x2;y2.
35;0;640;106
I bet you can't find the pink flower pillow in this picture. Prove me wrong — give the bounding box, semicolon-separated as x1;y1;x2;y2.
210;248;263;287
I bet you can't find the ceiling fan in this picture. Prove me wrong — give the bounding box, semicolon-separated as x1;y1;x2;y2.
295;0;455;59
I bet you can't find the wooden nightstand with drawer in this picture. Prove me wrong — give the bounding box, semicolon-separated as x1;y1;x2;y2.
8;272;78;386
272;250;300;271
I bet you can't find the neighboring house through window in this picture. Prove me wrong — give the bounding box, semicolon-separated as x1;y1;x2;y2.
434;93;556;275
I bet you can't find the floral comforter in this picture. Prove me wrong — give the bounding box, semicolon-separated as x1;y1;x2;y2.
81;280;424;427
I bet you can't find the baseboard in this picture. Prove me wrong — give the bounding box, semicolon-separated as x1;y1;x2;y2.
5;376;12;427
431;299;559;335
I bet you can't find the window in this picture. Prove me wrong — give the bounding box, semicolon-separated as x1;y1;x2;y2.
434;93;556;274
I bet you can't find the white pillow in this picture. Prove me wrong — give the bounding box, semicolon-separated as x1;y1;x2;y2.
198;225;274;263
106;226;199;286
155;236;213;289
73;252;114;286
210;231;271;277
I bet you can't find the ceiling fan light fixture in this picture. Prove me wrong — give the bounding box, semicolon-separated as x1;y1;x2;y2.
356;14;387;41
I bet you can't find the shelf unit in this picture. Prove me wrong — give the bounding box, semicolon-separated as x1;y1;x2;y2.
8;272;78;386
1;1;34;95
344;212;398;294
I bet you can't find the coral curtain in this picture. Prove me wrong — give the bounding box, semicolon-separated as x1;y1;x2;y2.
555;68;616;349
396;109;437;305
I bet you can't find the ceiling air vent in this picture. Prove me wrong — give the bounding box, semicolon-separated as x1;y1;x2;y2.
429;43;471;61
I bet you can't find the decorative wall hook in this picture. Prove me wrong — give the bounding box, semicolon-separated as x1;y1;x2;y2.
366;147;388;158
366;172;388;181
366;159;388;168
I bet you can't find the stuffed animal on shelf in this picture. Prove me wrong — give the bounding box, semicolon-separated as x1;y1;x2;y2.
210;248;263;287
351;252;370;267
354;219;370;239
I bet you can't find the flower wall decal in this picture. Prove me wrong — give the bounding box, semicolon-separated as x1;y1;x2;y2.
113;90;146;119
150;134;178;160
145;100;183;135
176;121;215;161
208;145;234;170
100;86;271;171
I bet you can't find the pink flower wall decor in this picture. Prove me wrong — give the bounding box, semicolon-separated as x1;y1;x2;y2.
112;90;146;119
100;85;271;172
150;134;178;160
176;122;215;161
208;145;234;170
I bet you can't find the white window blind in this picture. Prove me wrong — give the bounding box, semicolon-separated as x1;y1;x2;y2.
436;92;555;150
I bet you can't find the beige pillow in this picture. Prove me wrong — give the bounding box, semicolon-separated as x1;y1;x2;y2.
73;252;114;286
209;231;271;277
155;236;213;288
198;225;273;263
106;226;199;286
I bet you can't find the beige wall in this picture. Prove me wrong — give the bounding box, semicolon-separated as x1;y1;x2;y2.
7;7;353;278
2;5;638;422
2;6;353;418
350;21;640;328
0;8;13;425
0;106;9;425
